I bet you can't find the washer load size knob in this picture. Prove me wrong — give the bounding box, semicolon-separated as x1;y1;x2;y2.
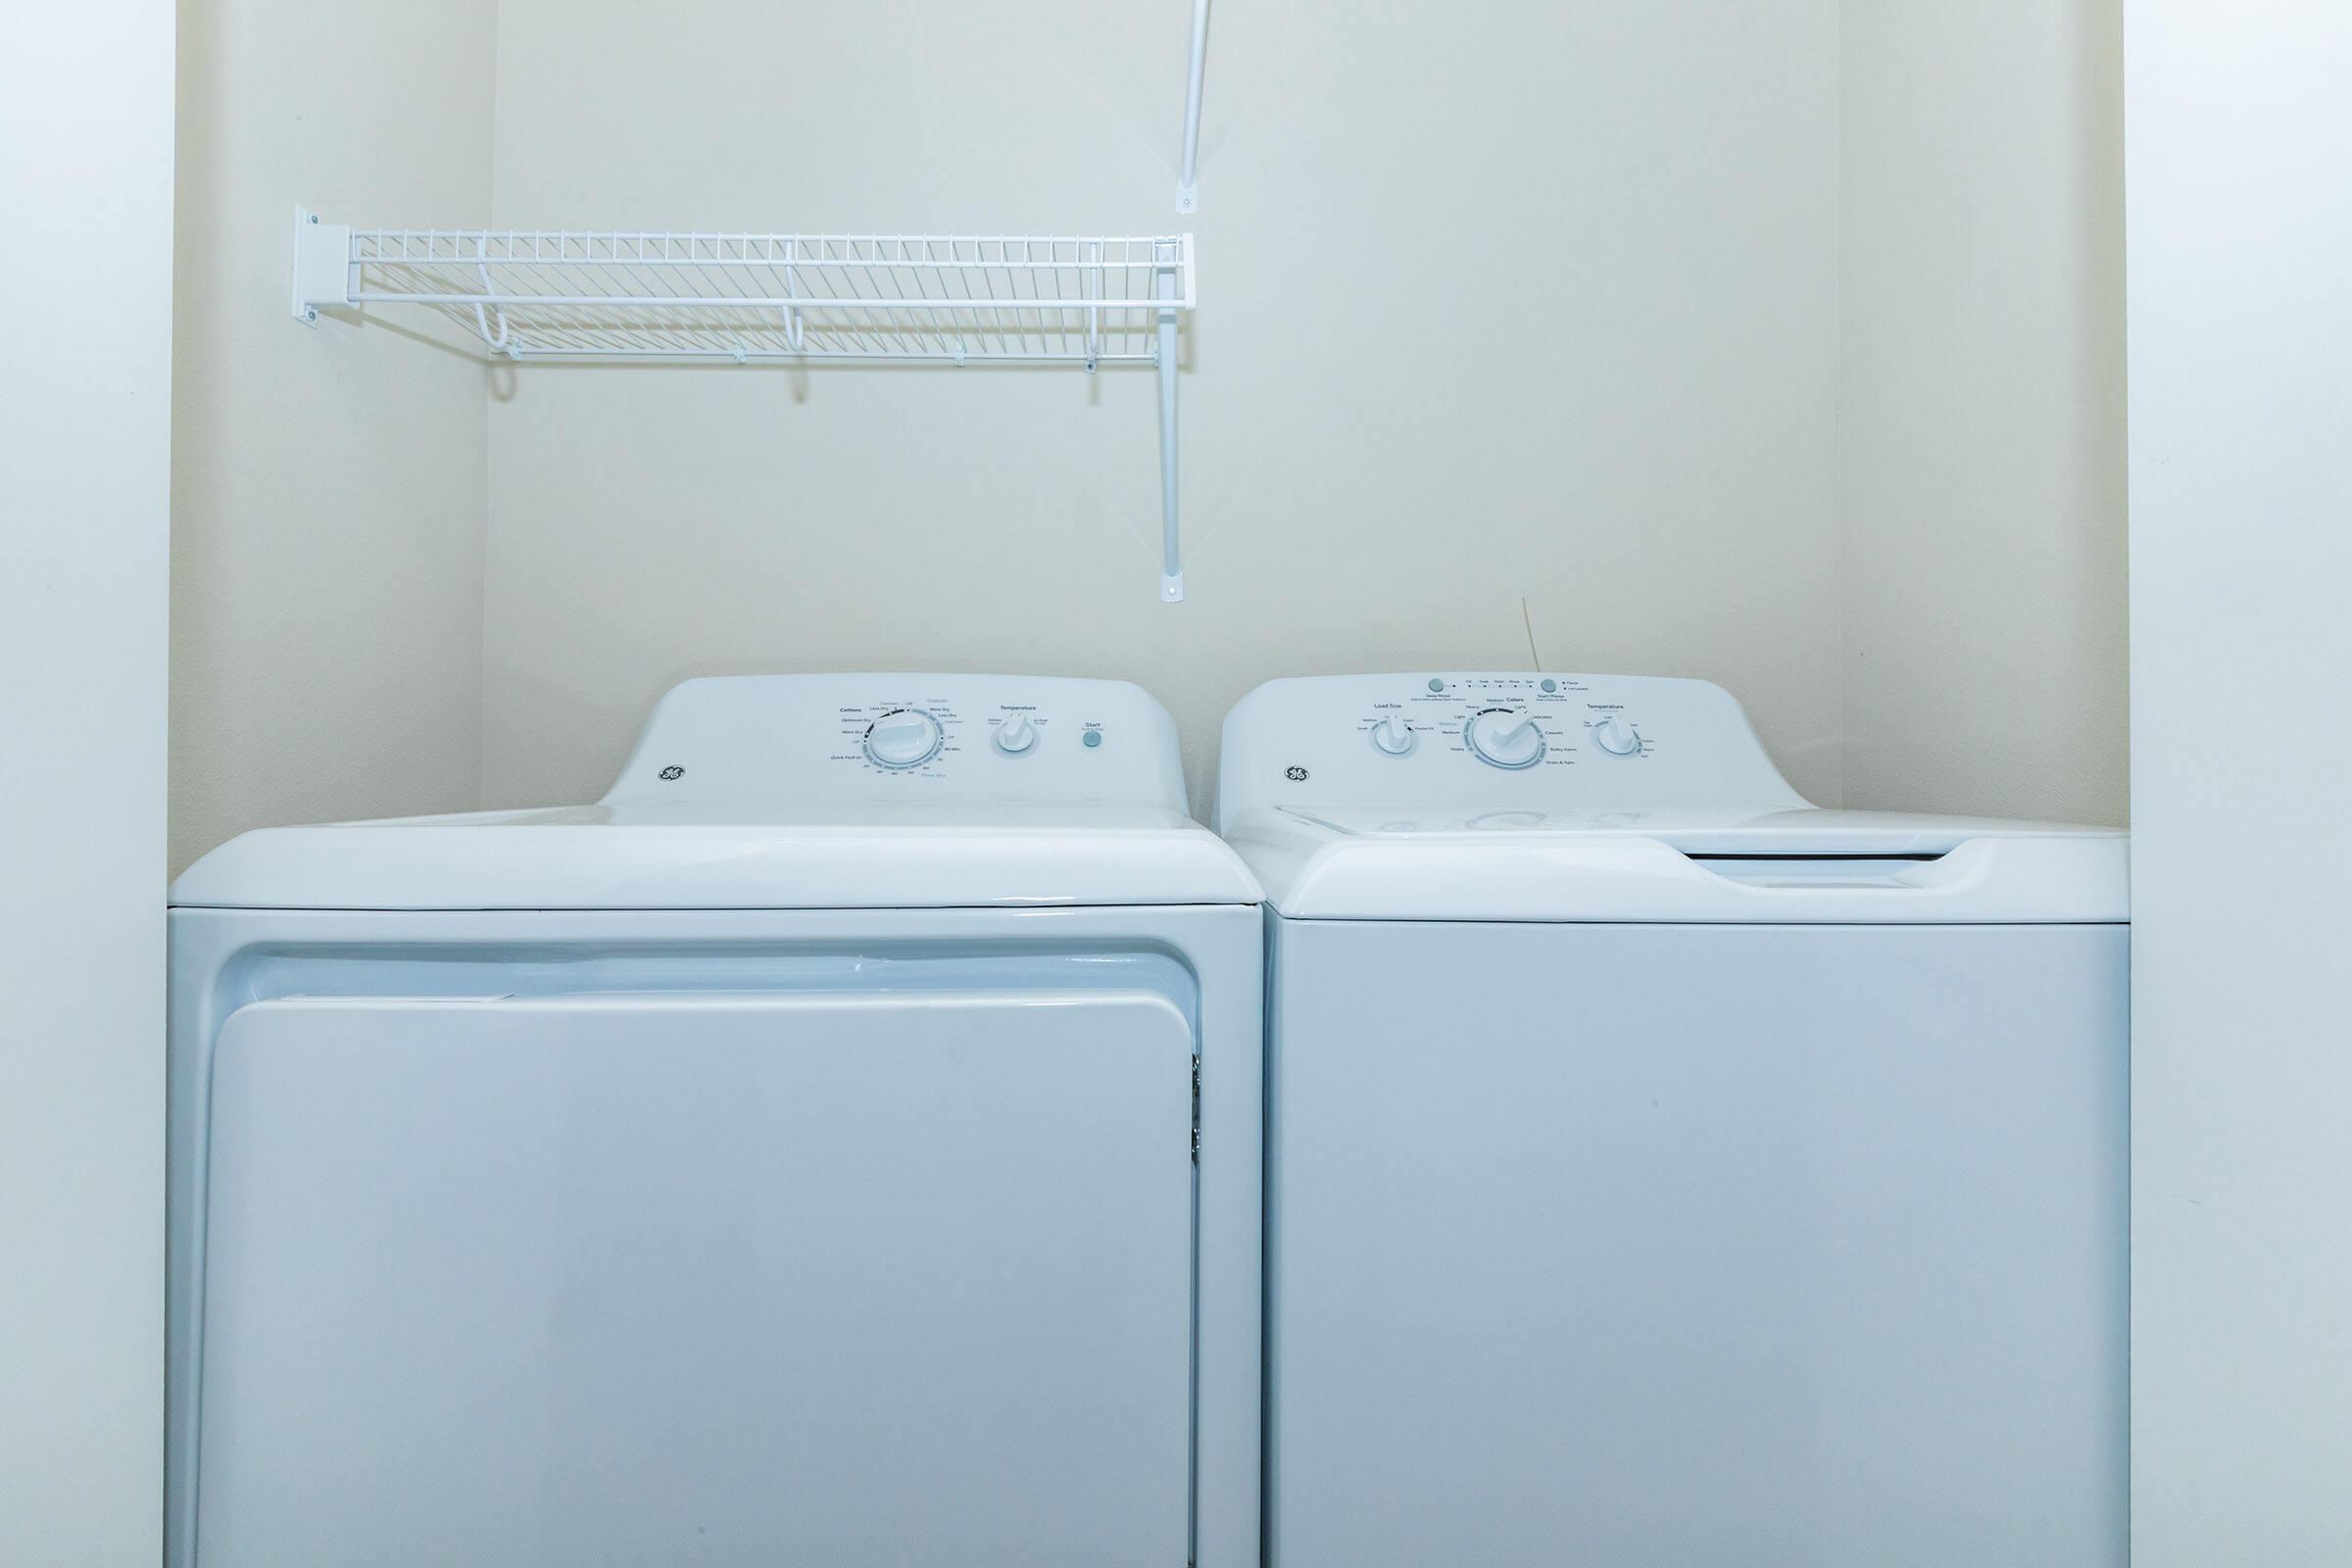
1368;714;1416;756
1463;709;1547;769
1590;714;1642;756
864;709;944;769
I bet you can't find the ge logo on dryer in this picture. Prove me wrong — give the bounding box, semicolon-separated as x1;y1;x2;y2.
1285;766;1309;782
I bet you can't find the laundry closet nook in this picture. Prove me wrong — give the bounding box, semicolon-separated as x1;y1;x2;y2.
23;0;2352;1564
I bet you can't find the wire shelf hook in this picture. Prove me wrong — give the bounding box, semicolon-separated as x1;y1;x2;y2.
783;235;805;352
471;254;513;355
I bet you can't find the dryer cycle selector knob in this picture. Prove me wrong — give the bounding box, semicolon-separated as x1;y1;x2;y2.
864;709;944;769
1463;709;1546;769
1369;714;1416;756
1591;714;1642;756
992;715;1038;756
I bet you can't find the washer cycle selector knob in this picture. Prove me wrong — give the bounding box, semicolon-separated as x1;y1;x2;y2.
1463;709;1546;769
1369;714;1416;756
863;709;944;769
1591;714;1642;756
992;715;1038;756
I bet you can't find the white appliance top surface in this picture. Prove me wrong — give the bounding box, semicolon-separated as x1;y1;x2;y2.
173;675;1257;910
1273;802;2112;852
1216;673;2127;923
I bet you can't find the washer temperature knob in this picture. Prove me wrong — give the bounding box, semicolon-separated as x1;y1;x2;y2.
1369;714;1416;756
1591;714;1642;756
1463;709;1547;769
864;709;944;769
993;715;1038;756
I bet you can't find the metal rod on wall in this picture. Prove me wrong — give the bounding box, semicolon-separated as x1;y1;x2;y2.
1177;0;1210;213
1156;237;1184;602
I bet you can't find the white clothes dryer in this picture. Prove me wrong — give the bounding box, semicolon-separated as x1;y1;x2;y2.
169;674;1262;1568
1217;671;2127;1568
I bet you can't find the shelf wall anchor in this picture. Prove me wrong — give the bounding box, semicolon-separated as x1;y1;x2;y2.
289;206;354;324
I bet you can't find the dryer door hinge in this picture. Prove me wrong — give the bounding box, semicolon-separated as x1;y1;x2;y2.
1191;1054;1201;1163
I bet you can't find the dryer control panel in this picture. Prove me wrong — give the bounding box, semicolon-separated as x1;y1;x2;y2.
604;674;1190;809
1215;672;1807;824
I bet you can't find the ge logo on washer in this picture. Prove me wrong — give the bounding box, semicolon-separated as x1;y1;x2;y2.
1285;766;1309;782
659;765;684;780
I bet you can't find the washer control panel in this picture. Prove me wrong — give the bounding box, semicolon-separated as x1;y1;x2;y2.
605;673;1189;808
1218;672;1803;822
1347;674;1648;775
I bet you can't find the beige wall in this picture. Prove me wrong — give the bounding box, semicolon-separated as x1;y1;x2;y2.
479;0;1846;816
172;0;2129;851
1839;0;2129;824
1;3;172;1560
170;0;498;872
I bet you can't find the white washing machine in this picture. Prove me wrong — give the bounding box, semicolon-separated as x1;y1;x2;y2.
168;674;1262;1568
1216;672;2128;1568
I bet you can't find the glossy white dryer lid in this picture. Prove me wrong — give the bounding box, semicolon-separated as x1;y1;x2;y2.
173;675;1259;911
1215;673;2127;923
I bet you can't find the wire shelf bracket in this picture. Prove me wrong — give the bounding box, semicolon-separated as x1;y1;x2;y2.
290;208;1199;600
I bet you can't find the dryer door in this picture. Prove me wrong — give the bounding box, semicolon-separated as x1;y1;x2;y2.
194;990;1196;1567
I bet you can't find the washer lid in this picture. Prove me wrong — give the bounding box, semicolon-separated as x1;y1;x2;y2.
1224;804;2126;923
1273;803;2099;855
172;674;1260;910
1214;673;2124;924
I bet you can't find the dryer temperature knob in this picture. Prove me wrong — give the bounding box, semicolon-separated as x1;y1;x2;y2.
993;715;1038;756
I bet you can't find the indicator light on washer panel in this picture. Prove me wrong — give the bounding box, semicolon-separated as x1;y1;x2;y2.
1082;730;1103;748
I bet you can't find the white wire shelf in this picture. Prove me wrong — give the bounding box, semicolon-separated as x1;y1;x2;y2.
291;211;1197;599
294;217;1193;366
